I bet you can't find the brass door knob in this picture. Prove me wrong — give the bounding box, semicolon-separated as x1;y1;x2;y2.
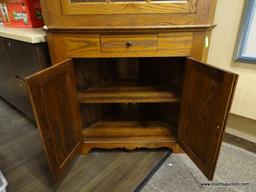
126;40;132;47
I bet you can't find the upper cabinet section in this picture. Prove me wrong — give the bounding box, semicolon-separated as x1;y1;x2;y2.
40;0;217;29
60;0;196;15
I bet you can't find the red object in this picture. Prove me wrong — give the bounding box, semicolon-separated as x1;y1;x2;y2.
0;0;44;28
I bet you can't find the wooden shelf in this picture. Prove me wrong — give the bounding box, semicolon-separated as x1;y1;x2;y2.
84;120;176;138
83;109;177;140
81;106;179;154
77;81;180;103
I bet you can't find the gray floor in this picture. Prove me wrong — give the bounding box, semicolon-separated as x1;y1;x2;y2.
142;139;256;192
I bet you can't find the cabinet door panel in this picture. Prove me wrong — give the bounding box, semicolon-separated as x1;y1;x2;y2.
178;58;238;180
26;59;82;182
61;0;196;15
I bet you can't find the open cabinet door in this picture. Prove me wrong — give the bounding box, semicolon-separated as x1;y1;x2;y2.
178;58;238;180
26;59;82;182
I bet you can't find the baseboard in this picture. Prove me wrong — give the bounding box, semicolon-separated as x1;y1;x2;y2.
223;132;256;153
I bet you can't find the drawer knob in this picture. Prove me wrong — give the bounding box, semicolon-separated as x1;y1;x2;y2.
126;40;132;47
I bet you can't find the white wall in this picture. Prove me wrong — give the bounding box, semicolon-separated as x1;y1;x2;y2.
208;0;256;141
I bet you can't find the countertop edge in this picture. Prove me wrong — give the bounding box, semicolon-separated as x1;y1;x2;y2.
0;27;47;44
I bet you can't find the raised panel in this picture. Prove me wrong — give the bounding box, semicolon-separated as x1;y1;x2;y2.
26;59;82;182
178;58;238;180
60;0;197;15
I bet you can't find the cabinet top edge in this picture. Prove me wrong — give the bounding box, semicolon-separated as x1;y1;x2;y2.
45;24;216;33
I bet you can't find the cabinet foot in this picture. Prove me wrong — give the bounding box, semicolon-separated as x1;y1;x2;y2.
80;147;90;155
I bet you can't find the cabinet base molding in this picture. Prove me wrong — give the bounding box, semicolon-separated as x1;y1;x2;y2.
80;138;183;154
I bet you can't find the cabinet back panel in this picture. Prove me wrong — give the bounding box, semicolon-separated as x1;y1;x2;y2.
80;103;179;131
80;103;118;127
139;57;185;90
147;103;180;129
74;57;185;91
74;58;118;90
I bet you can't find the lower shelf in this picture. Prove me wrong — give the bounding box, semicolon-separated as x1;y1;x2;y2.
81;103;180;154
82;119;178;154
83;120;176;139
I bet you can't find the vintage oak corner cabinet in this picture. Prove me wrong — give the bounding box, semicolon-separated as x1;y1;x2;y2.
25;0;238;183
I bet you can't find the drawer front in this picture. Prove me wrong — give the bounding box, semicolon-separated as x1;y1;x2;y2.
61;34;101;57
101;35;157;52
158;32;193;56
14;79;34;120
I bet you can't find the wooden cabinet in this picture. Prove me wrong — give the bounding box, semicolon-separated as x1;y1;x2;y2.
26;57;238;182
26;0;238;184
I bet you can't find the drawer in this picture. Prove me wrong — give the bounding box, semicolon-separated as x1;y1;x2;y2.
14;79;34;120
101;34;157;52
158;32;193;56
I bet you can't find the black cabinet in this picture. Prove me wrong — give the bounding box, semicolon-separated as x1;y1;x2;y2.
0;38;15;102
0;37;50;120
6;39;50;80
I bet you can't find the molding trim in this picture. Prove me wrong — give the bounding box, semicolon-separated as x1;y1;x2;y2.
45;24;216;33
223;133;256;153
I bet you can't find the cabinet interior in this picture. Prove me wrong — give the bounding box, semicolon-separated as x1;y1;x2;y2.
74;57;185;140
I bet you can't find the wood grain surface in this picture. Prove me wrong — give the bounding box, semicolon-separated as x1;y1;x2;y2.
78;81;180;103
178;58;238;180
101;34;157;52
26;59;83;182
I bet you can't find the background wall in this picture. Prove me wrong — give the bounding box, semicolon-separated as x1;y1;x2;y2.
208;0;256;142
